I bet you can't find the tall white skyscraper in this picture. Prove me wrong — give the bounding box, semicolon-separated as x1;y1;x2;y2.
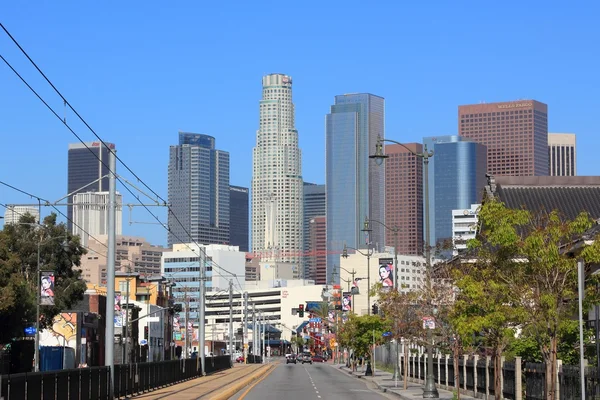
548;133;576;176
252;74;304;270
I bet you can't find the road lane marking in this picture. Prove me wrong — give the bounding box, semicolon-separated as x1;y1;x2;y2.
237;364;278;400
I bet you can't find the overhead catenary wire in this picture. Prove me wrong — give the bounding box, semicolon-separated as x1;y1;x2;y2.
0;29;243;286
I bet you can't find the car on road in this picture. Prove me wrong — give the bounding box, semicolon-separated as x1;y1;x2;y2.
312;354;326;363
286;354;297;364
301;353;313;364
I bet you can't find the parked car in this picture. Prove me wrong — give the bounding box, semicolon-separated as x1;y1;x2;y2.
236;355;245;363
312;354;326;363
286;354;297;364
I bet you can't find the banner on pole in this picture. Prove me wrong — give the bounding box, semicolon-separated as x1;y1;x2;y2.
40;272;55;305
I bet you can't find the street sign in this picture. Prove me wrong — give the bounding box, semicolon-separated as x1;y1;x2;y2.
382;331;392;337
422;317;436;329
24;326;36;335
309;317;321;323
140;339;148;346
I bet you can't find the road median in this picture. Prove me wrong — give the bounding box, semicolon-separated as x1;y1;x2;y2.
207;363;276;400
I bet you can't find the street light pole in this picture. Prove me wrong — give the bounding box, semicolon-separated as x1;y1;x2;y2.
35;245;41;372
364;217;400;381
342;243;374;315
371;136;438;398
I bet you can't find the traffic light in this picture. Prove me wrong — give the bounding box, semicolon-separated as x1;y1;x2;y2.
144;326;149;340
298;304;304;317
372;303;379;315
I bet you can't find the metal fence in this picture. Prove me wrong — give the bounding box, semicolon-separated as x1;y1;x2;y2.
559;365;600;400
0;356;232;400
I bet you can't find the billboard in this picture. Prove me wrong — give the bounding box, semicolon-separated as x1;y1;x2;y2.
378;258;394;288
40;272;55;305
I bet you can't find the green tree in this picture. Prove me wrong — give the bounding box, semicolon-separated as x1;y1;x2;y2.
452;200;530;400
460;200;600;400
338;314;390;362
0;213;87;344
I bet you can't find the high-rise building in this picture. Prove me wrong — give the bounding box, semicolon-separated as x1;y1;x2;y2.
251;74;304;271
72;192;123;246
548;133;576;176
452;204;480;256
422;135;461;245
168;132;230;247
308;216;327;284
303;182;325;278
384;143;423;255
230;186;249;252
326;93;385;282
67;142;115;233
3;205;39;225
432;139;487;248
458;100;548;176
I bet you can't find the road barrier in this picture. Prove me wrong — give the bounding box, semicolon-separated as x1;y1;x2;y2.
0;356;232;399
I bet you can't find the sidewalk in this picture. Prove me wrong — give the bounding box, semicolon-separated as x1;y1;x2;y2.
335;363;477;400
130;363;271;400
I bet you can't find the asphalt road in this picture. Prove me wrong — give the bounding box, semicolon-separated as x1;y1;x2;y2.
232;361;393;400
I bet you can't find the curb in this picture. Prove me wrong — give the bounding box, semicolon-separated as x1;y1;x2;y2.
339;366;410;400
207;364;276;400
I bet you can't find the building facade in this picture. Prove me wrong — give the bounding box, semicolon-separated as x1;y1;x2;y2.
3;205;39;225
161;243;246;331
67;142;115;233
72;191;123;247
548;133;576;176
251;74;304;270
326;93;385;282
230;186;249;252
458;100;548;176
384;143;423;255
308;216;327;284
168;132;230;247
432;139;487;248
452;204;481;256
81;235;169;285
303;183;325;278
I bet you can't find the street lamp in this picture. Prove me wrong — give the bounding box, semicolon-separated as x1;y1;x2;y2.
365;216;401;381
341;243;374;315
370;135;439;398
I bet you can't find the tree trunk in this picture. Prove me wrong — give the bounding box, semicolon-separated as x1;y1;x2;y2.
494;347;503;400
544;336;558;400
454;342;461;400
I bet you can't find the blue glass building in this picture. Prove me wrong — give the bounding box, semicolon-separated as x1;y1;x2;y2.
427;137;487;247
326;94;385;283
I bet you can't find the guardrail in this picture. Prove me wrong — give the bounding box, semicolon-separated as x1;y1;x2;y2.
0;356;232;400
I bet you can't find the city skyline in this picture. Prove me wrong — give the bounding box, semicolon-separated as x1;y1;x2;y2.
1;2;597;247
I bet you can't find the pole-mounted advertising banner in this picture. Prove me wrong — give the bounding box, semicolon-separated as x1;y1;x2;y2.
40;272;55;305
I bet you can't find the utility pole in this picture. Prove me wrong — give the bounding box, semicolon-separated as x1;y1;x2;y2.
229;280;234;364
104;145;116;399
252;304;257;356
183;288;189;359
243;292;248;363
199;254;206;376
123;273;131;365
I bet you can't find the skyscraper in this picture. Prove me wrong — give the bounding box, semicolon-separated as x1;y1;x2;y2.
72;192;123;246
548;133;576;176
458;100;548;176
326;93;385;282
251;74;304;270
230;185;249;252
303;182;325;279
168;132;230;247
308;216;327;284
67;142;115;233
384;143;423;255
432;139;487;248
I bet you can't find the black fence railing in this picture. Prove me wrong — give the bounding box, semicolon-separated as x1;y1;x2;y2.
0;356;232;400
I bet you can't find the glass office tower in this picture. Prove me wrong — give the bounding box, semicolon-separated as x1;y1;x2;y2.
326;93;385;283
432;139;487;248
168;132;230;247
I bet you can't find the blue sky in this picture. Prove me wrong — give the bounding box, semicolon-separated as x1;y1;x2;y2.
1;1;598;246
